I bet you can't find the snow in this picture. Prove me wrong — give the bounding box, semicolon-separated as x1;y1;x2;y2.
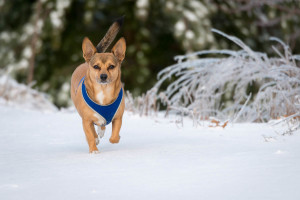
0;75;57;112
136;0;149;18
175;20;185;34
0;105;300;200
50;11;62;28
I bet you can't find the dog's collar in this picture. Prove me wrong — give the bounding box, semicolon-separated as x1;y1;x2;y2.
79;76;123;126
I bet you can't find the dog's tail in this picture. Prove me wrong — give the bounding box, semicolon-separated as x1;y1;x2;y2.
96;16;124;53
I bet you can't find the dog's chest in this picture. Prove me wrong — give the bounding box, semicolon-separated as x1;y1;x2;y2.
96;91;105;105
95;87;112;105
88;86;115;126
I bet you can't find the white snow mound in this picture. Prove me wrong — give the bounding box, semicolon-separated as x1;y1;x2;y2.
0;75;57;112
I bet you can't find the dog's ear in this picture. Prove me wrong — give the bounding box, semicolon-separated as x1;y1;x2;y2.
111;37;126;62
82;37;96;62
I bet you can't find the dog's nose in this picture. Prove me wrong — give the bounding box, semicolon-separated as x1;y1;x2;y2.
100;74;108;81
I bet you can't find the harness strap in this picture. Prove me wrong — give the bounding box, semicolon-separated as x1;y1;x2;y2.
75;76;85;95
81;78;123;125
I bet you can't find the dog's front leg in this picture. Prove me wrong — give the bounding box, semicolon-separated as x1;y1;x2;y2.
110;118;122;143
82;119;99;153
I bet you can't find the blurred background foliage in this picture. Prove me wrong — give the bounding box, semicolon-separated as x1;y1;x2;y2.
0;0;299;107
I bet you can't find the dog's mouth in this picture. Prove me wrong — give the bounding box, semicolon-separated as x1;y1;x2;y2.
96;79;111;85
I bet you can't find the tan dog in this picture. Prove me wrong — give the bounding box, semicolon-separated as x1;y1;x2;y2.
70;18;126;153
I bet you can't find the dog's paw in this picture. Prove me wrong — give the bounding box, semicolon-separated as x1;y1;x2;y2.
95;137;99;145
109;136;120;144
97;126;105;138
89;146;99;154
90;150;100;154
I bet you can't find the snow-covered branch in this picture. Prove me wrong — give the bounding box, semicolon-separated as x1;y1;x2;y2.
130;30;299;132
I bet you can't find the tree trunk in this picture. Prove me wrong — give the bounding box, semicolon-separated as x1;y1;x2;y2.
27;0;42;85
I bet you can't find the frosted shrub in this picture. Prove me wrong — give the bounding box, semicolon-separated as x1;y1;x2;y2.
125;89;158;116
140;30;300;126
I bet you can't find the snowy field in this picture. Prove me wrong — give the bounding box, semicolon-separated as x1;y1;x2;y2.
0;105;300;200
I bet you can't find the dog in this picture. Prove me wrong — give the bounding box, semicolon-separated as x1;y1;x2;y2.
70;17;126;153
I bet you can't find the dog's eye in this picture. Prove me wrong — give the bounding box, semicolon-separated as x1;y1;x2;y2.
108;65;115;70
93;65;100;70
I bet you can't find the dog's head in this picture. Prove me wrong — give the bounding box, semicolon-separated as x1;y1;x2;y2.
82;37;126;85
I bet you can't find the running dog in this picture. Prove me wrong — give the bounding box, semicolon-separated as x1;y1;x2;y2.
70;17;125;153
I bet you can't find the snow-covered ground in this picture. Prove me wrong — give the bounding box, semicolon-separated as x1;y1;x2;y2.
0;105;300;200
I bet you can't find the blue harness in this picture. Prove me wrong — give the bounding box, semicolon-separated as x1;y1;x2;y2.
77;77;123;125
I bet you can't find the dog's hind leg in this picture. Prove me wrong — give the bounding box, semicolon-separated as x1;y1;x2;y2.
95;126;105;145
97;125;106;138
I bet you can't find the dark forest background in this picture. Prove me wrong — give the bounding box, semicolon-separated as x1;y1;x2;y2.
0;0;299;107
